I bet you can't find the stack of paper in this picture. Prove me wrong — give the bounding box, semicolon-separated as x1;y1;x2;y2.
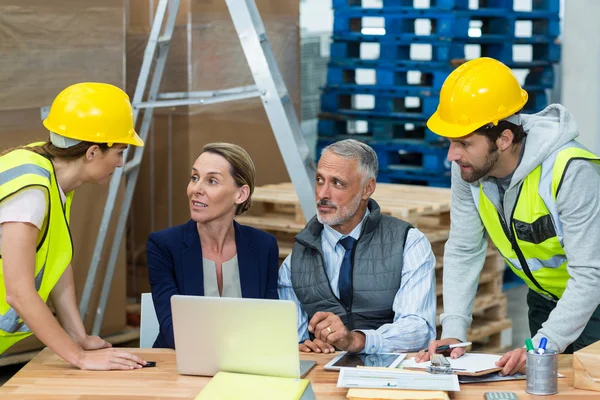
347;388;449;400
195;371;315;400
337;368;460;392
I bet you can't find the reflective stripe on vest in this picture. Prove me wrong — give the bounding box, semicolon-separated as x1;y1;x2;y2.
0;147;74;353
470;141;600;301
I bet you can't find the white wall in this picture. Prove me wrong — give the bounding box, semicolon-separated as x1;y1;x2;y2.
561;0;600;154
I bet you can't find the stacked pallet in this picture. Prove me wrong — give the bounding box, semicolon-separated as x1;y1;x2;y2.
317;0;561;188
237;182;512;352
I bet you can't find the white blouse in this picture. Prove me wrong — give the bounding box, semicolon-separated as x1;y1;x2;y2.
202;255;242;298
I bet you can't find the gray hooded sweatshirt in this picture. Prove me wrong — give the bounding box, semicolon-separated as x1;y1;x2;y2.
440;104;600;353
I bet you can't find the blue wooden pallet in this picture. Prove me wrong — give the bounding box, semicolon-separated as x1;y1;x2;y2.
330;37;561;65
524;89;549;113
503;266;526;290
325;61;556;92
377;169;451;187
318;90;550;127
332;0;559;13
318;138;451;174
372;142;451;174
326;62;449;95
326;58;554;70
333;9;560;40
323;82;438;97
318;112;445;144
320;88;440;119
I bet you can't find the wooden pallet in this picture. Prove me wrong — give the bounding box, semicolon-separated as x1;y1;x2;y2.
241;182;451;228
272;225;452;261
469;318;513;353
436;293;507;326
0;326;141;368
435;293;512;353
433;245;505;300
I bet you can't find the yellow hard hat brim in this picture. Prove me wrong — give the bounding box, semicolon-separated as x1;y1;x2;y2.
427;110;482;139
123;129;145;147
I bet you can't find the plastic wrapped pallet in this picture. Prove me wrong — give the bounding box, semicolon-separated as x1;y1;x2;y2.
0;0;126;111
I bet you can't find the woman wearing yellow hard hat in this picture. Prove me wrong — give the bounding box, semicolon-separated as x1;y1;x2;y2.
0;82;148;370
417;57;600;376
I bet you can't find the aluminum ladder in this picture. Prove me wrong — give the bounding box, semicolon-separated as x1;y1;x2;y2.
77;0;317;335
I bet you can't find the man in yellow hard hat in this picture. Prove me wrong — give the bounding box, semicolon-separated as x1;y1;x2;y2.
415;58;600;375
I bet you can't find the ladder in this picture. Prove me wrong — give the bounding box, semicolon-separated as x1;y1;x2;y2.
78;0;317;335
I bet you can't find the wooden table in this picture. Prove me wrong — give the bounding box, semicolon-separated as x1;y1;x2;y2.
0;348;597;399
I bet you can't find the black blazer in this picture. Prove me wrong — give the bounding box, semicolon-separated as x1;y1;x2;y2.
146;219;279;348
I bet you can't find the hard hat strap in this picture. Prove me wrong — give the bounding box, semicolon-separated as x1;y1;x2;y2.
503;113;522;126
50;132;83;149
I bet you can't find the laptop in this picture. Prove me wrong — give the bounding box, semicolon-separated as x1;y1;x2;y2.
171;295;316;378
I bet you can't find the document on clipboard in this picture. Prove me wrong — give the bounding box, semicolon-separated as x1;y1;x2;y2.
402;353;503;376
337;368;460;391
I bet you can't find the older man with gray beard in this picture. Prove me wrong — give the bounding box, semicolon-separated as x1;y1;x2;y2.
278;139;437;355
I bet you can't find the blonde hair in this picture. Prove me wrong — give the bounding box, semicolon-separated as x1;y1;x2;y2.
201;143;256;215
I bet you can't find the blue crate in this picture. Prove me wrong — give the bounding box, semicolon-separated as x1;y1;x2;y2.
327;57;554;71
332;0;559;13
522;66;556;91
326;61;451;93
332;0;469;10
525;89;549;113
330;37;561;65
318;112;446;144
317;138;450;173
333;9;560;40
371;142;451;174
503;265;526;290
323;82;437;97
332;0;433;9
316;138;451;187
325;61;556;92
320;88;440;120
377;169;451;188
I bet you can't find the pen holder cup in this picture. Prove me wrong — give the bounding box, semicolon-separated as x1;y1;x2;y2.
526;350;558;395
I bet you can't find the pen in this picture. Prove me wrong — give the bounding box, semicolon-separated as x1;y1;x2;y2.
537;337;548;355
423;342;472;353
525;338;535;354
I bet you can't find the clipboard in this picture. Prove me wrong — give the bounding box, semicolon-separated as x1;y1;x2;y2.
403;354;503;376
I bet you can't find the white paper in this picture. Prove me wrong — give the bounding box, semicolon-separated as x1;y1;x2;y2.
337;367;460;391
401;353;502;374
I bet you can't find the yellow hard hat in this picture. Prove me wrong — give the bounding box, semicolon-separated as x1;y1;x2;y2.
427;57;529;138
43;82;144;147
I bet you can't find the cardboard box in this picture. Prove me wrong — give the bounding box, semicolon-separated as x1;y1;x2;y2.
126;0;301;283
573;340;600;392
0;0;126;111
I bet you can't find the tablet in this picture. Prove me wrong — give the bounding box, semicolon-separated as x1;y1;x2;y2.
324;351;406;371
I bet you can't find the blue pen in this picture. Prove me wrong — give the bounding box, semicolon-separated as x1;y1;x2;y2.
537;337;548;355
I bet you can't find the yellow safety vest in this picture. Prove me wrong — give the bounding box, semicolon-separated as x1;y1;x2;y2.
0;146;74;354
473;142;600;301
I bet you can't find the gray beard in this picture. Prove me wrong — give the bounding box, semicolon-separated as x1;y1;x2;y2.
316;193;362;227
